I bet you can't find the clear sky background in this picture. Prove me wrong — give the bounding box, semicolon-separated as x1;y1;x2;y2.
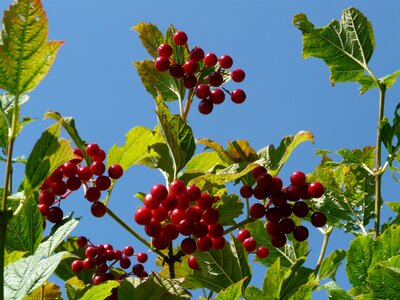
2;0;400;298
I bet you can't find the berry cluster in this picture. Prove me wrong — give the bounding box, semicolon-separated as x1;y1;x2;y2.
237;229;270;258
38;144;123;226
134;180;226;258
240;167;327;248
71;236;149;284
154;30;246;115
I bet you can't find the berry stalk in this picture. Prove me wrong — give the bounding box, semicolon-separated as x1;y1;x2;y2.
314;226;333;276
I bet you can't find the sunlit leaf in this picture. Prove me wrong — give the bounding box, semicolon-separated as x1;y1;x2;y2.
23;282;62;300
319;249;346;280
133;22;164;59
214;193;244;226
214;278;245;300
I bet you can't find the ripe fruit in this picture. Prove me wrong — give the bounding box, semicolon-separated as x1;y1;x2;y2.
181;237;197;254
219;55;233;69
86;143;100;157
137;252;148;263
77;236;88;248
308;182;324;198
150;184;168;201
91;202;107;218
290;171;306;186
123;246;134;257
47;206;63;223
231;89;246;104
293;226;309;241
209;89;225;104
169;63;184;78
231;69;245;82
85;186;101;202
198;100;213;114
190;47;205;61
292;201;309;218
90;161;105;176
183;74;197;89
134;207;152;225
240;185;253;198
250;203;265;219
204;53;218;66
196;236;212;252
155;57;171;72
183;60;197;74
270;233;287;248
237;229;251;242
108;164;123;179
311;212;327;227
188;255;199;270
173;31;188;45
71;260;84;273
243;237;257;252
208;71;223;87
157;43;173;57
169;180;187;196
195;84;210;99
256;246;270;258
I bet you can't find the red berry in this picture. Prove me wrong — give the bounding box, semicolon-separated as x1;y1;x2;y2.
38;204;49;216
123;246;134;257
162;194;178;211
132;263;145;276
154;56;170;72
196;236;212;252
256;246;270;258
231;68;245;82
76;236;88;248
51;181;67;196
181;238;196;254
113;250;122;260
198;100;213;115
293;226;309;241
250;203;266;219
97;263;108;273
66;176;81;191
71;260;84;273
279;218;295;234
61;161;77;177
151;234;169;250
193;221;209;238
265;207;283;223
209;89;225;104
208;72;223;87
270;233;287;248
197;193;213;209
188;255;199;270
183;74;197;89
108;164;123;179
144;194;160;210
91;202;107;218
266;221;280;236
284;184;301;201
92;149;106;162
243;237;257;252
169;180;187;196
257;173;273;190
157;43;173;57
77;166;92;181
71;148;84;164
237;229;251;242
169;63;184;78
39;190;55;206
202;208;219;225
96;175;111;191
90;161;105;176
219;55;233;69
190;47;205;62
152;206;168;222
86;143;100;157
47;207;63;223
290;171;306;186
134;207;152;225
231;89;246;104
204;53;218;66
208;223;224;237
186;205;203;223
137;252;148;263
49;168;63;183
311;212;327;227
150;184;168;201
85;186;101;202
119;256;131;269
195;84;210;99
144;219;162;237
173;31;188;46
177;219;195;236
184;59;198;74
187;185;201;201
252;166;267;179
211;236;226;250
85;246;98;258
83;257;95;269
308;182;324;198
292;201;309;218
170;208;188;225
240;185;253;198
162;223;179;241
271;176;283;193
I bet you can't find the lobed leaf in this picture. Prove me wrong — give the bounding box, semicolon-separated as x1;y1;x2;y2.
133;22;164;59
0;0;63;95
214;193;244;226
23;282;62;300
214;278;245;300
293;7;374;85
367;255;400;299
80;281;119;300
262;258;284;299
319;249;346;280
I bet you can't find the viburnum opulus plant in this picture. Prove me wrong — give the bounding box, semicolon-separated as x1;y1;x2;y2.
1;1;400;299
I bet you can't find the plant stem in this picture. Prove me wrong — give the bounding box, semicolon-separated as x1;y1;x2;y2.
374;83;386;239
167;242;175;279
223;217;255;235
314;226;333;275
0;223;7;300
106;207;168;261
182;90;194;121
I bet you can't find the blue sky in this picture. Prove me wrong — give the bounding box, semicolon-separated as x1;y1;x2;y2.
2;0;400;298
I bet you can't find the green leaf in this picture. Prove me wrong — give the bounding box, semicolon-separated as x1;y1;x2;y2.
188;235;251;293
134;60;183;102
165;25;190;66
258;131;314;176
358;70;400;94
319;249;346;280
38;215;79;257
118;273;191;299
320;281;352;300
293;7;374;85
65;277;86;300
80;281;119;300
214;193;244;226
0;0;63;94
287;280;318;300
184;152;227;173
197;138;235;165
6;191;43;254
245;286;263;300
23;282;62;300
226;140;258;163
4;250;26;268
44;110;89;161
24;121;74;196
107;125;173;177
214;278;245;300
262;257;283;299
133;22;164;59
155;96;196;175
246;219;298;268
4;250;67;300
368;255;400;299
310;147;375;233
0;93;29;152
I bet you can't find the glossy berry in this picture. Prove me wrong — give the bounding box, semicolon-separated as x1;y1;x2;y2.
231;89;246;104
132;263;145;276
77;166;92;181
47;206;63;223
270;233;287;248
204;53;218;66
71;148;84;164
91;202;107;218
136;252;148;264
154;56;171;72
243;237;257;252
187;185;201;201
256;246;270;258
119;256;131;269
38;204;49;216
293;226;309;241
195;84;210;99
92;149;106;162
196;236;212;252
183;74;197;89
266;221;280;236
208;71;223;87
151;184;168;201
188;255;199;270
219;55;233;69
71;260;84;273
290;171;306;186
134;207;152;225
85;187;101;202
86;143;100;157
169;180;187;196
212;236;226;250
208;223;224;237
183;60;197;74
173;31;188;45
96;176;111;191
144;194;160;210
108;164;123;179
61;161;77;177
308;182;324;198
123;246;134;257
311;212;327;227
190;47;205;62
292;201;309;218
250;203;265;219
161;194;178;210
85;246;98;258
252;166;267;180
181;237;197;254
279;218;295;234
209;89;225;104
157;43;173;57
237;229;251;242
231;68;245;82
162;223;179;241
144;220;162;237
39;190;55;206
169;63;184;78
51;181;67;196
198;100;213;115
66;176;81;191
76;236;88;248
90;161;105;176
202;208;219;225
240;185;253;198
